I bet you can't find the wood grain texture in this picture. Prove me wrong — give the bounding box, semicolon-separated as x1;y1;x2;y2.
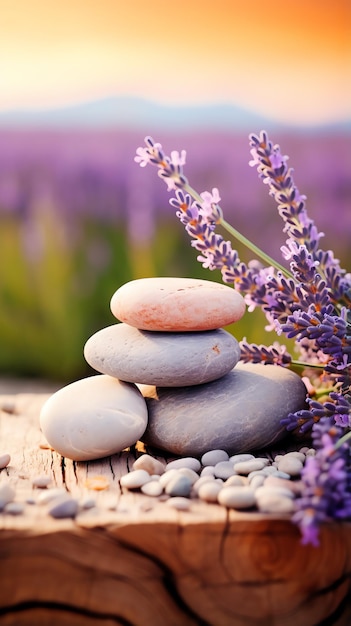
1;392;351;626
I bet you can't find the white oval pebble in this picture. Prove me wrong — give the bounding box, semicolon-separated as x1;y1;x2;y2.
218;486;256;509
201;450;229;466
159;469;179;487
200;466;216;477
255;485;295;500
4;502;25;515
233;460;266;474
32;475;52;489
229;453;255;464
198;481;223;502
214;461;236;480
249;474;266;490
37;488;67;504
284;451;306;462
277;456;303;476
256;494;295;514
120;469;151;489
165;496;191;510
0;453;11;469
166;457;201;472
264;475;302;495
223;475;247;487
193;475;216;493
141;481;163;497
133;454;165;475
40;375;148;461
0;483;15;509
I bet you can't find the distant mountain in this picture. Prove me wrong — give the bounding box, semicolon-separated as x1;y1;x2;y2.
0;96;349;132
0;96;287;131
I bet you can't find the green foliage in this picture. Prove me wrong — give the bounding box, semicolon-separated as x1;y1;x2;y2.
0;210;289;381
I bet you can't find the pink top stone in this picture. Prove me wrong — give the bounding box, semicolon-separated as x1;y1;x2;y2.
110;277;246;331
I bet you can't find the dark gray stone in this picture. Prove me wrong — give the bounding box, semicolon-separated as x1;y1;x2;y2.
140;363;307;456
84;323;241;386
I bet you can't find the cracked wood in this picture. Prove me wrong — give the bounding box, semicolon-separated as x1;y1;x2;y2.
1;392;351;626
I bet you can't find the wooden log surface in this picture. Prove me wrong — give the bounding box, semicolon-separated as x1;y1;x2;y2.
1;389;351;626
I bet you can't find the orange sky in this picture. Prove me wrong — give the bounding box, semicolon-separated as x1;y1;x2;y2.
0;0;350;124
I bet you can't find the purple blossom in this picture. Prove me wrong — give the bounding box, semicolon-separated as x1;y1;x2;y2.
293;418;351;545
239;340;292;367
135;130;351;544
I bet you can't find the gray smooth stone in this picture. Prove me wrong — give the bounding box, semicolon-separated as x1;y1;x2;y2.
140;363;307;456
48;496;79;519
165;474;192;497
84;323;241;387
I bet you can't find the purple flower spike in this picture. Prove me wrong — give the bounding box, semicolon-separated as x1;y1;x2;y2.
135;130;351;544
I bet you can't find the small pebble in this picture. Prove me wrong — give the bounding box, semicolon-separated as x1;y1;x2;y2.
223;475;247;487
4;502;25;515
255;458;271;466
32;475;52;489
264;475;302;495
201;450;229;466
48;496;79;519
229;453;255;464
159;469;179;488
141;481;163;497
177;468;200;485
298;446;310;454
277;456;304;477
214;461;236;480
305;448;316;457
218;486;256;509
200;466;216;477
120;470;151;489
255;485;295;500
262;465;278;475
274;470;292;479
0;483;15;510
0;453;11;469
165;497;191;510
198;481;223;502
249;474;266;490
233;460;266;475
166;457;201;472
193;475;216;493
283;451;306;462
80;496;96;509
133;454;165;475
165;475;192;497
37;488;67;504
256;494;295;514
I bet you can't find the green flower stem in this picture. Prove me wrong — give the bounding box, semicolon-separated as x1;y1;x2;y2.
220;217;293;279
334;430;351;449
290;360;326;370
184;183;293;279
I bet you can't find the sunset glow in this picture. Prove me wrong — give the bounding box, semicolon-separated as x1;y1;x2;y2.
1;0;350;125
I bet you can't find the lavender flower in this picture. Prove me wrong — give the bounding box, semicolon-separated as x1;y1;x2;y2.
135;130;351;544
293;417;351;546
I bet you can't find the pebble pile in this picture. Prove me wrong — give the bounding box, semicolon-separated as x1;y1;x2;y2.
123;449;311;513
0;447;314;519
39;276;307;461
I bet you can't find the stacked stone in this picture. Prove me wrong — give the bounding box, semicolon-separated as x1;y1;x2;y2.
40;277;307;462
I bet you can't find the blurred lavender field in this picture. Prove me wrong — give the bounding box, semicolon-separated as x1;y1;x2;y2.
0;128;350;380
